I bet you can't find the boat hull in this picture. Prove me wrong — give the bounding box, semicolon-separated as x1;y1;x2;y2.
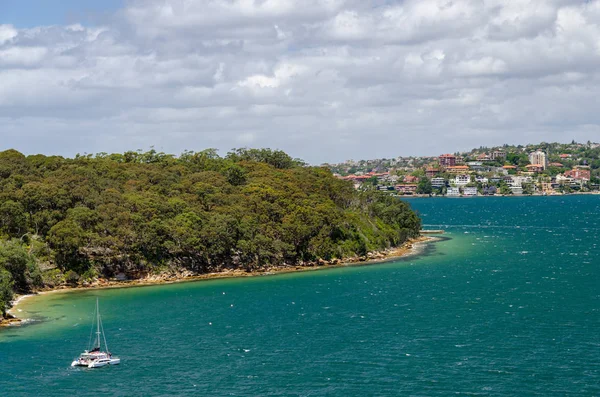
88;360;109;368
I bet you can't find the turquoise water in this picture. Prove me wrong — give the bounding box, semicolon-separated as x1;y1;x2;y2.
1;195;599;396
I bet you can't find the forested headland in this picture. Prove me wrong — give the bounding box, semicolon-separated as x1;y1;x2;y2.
0;148;421;318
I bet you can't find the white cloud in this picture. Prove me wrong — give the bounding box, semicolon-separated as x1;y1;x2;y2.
0;24;18;45
0;46;48;66
1;1;600;163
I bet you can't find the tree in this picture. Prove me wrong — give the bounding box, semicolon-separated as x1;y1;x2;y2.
0;268;14;317
416;178;432;195
47;220;89;273
499;184;512;195
0;201;27;237
0;240;42;292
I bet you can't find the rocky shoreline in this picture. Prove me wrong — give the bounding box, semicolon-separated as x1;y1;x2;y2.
2;236;438;327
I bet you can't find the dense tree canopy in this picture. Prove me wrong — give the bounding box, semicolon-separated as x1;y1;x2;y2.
0;148;421;317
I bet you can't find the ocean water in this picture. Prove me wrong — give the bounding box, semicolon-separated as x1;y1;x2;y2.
1;195;599;396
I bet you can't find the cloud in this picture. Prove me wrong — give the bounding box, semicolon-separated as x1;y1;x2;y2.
0;24;18;45
1;0;600;163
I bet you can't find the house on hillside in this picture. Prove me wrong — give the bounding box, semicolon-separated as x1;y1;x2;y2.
463;186;478;196
526;164;544;173
454;174;470;186
491;151;507;161
439;154;456;167
403;175;420;183
426;167;440;178
431;177;447;188
565;167;591;181
446;187;460;196
447;165;471;174
395;184;418;195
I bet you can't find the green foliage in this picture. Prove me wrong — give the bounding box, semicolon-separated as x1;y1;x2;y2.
0;148;422;297
0;200;27;237
522;183;534;195
0;268;14;317
0;239;43;316
499;184;513;195
0;240;42;293
416;178;433;195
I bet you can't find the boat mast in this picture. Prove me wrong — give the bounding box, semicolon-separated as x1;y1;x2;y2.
96;298;101;350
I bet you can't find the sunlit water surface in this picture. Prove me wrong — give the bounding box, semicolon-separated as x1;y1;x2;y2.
1;195;599;396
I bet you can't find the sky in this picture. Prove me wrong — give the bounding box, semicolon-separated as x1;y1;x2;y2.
1;0;600;164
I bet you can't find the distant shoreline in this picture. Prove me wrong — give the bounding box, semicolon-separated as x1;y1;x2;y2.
3;235;440;326
402;191;600;199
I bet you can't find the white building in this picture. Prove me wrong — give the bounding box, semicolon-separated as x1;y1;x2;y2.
431;177;446;188
511;186;524;195
446;187;461;196
508;176;533;187
556;174;574;185
528;150;548;170
454;174;470;186
463;186;478;196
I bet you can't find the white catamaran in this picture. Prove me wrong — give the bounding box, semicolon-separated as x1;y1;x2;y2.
71;298;121;368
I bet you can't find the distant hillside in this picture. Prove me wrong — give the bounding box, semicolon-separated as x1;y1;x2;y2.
0;148;421;317
325;141;600;183
464;141;599;163
463;141;600;179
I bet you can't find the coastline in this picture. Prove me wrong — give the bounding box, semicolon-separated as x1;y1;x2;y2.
3;235;440;326
404;191;600;198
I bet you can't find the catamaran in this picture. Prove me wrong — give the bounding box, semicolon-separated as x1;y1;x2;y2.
71;298;120;368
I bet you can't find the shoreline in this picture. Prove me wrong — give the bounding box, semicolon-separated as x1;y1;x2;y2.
404;191;600;198
3;235;440;326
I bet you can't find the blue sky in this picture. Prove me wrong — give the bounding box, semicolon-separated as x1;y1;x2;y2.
0;0;123;27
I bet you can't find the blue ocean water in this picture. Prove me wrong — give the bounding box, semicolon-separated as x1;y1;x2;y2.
1;195;599;396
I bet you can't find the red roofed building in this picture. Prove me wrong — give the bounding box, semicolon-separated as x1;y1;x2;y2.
395;184;418;194
439;154;456;167
549;162;564;167
526;164;544;173
342;175;372;182
404;175;420;183
565;168;591;181
426;167;440;178
446;165;471;174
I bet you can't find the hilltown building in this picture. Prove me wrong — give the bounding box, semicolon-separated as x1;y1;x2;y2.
491;150;507;161
439;154;456;167
446;187;460;196
403;175;420;183
525;164;544;173
463;186;478;196
446;165;471;174
426;167;440;178
528;150;548;170
395;184;418;194
431;177;446;188
565;168;591;181
454;175;470;186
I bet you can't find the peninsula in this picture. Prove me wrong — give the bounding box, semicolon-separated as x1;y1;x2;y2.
0;148;421;324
